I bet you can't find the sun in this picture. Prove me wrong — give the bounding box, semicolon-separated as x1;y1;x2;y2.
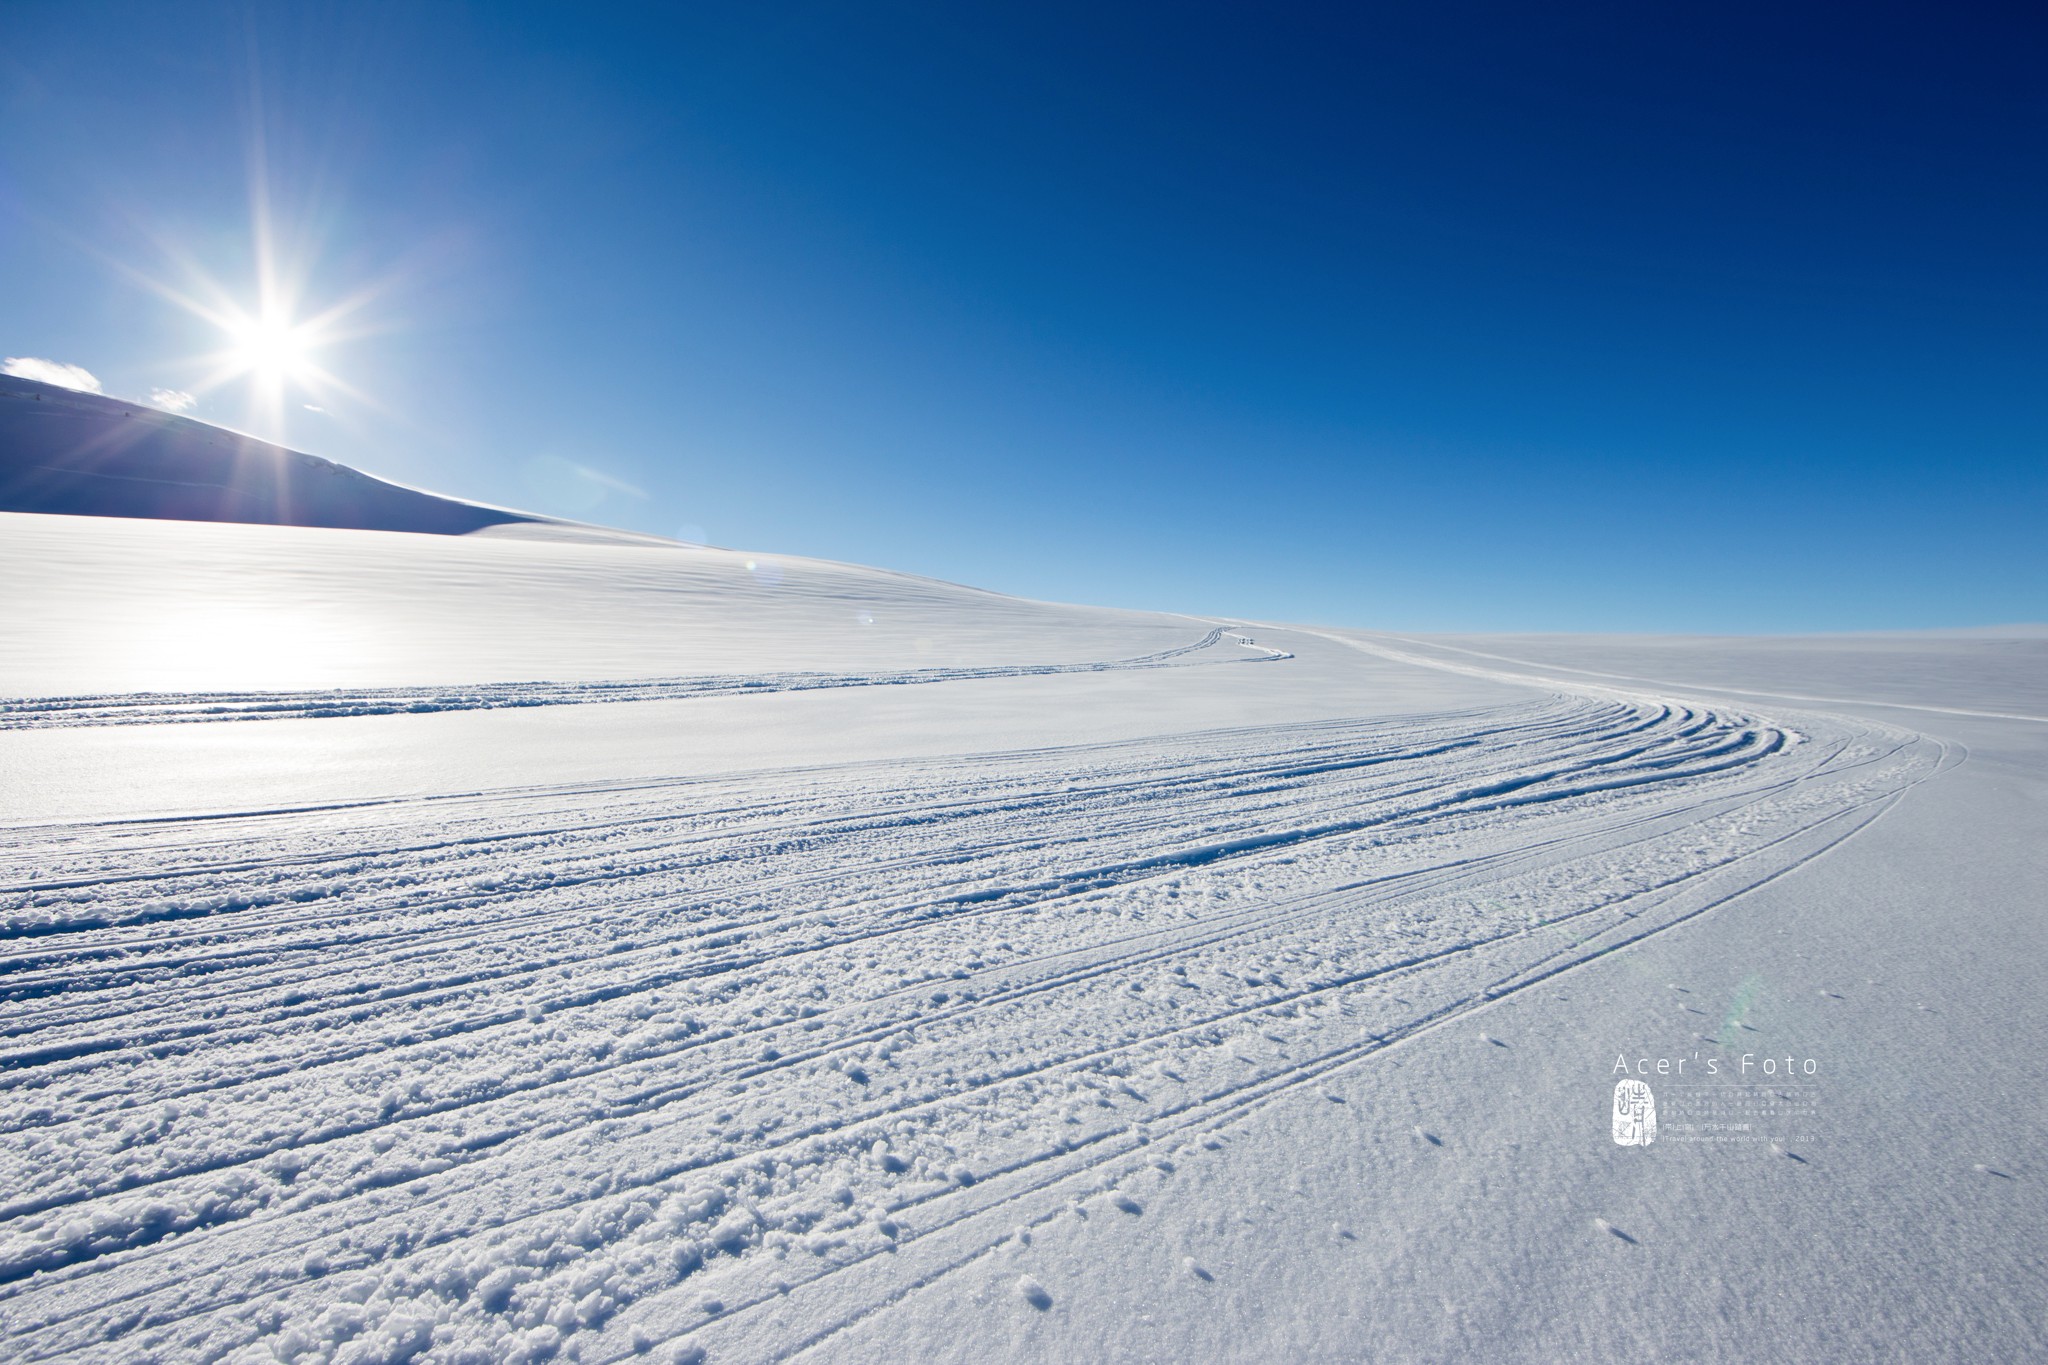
137;271;361;436
123;209;385;439
225;309;317;384
193;298;341;435
108;111;402;442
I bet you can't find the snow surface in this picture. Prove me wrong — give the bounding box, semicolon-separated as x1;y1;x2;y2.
1;512;2041;1363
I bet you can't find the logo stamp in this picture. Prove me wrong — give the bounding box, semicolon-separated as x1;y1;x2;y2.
1607;1047;1824;1148
1612;1078;1657;1146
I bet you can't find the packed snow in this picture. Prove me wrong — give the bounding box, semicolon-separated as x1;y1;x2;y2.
1;511;2041;1362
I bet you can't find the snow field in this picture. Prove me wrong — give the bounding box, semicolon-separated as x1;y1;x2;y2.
0;695;1938;1361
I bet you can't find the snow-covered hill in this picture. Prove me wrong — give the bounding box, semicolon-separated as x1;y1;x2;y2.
0;374;544;536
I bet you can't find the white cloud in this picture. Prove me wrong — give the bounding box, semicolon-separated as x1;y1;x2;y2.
4;356;101;392
150;388;196;413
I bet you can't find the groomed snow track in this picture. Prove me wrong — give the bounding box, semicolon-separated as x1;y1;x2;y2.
0;630;1288;730
0;689;1940;1362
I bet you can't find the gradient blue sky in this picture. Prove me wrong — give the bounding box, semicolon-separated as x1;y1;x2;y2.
3;2;2042;631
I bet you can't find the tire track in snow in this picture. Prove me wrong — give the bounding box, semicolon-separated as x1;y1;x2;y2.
636;746;1933;1362
0;629;1290;730
0;690;1940;1362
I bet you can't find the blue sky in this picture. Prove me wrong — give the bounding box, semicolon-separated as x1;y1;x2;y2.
3;2;2042;631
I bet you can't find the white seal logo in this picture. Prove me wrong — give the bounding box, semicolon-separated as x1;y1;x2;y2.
1612;1078;1656;1146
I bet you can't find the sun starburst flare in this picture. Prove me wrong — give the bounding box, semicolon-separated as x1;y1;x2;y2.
152;270;382;439
102;112;402;441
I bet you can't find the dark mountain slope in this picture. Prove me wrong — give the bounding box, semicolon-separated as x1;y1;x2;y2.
0;374;541;535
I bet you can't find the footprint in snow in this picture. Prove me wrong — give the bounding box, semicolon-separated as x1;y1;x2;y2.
1017;1275;1053;1310
1112;1194;1144;1215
